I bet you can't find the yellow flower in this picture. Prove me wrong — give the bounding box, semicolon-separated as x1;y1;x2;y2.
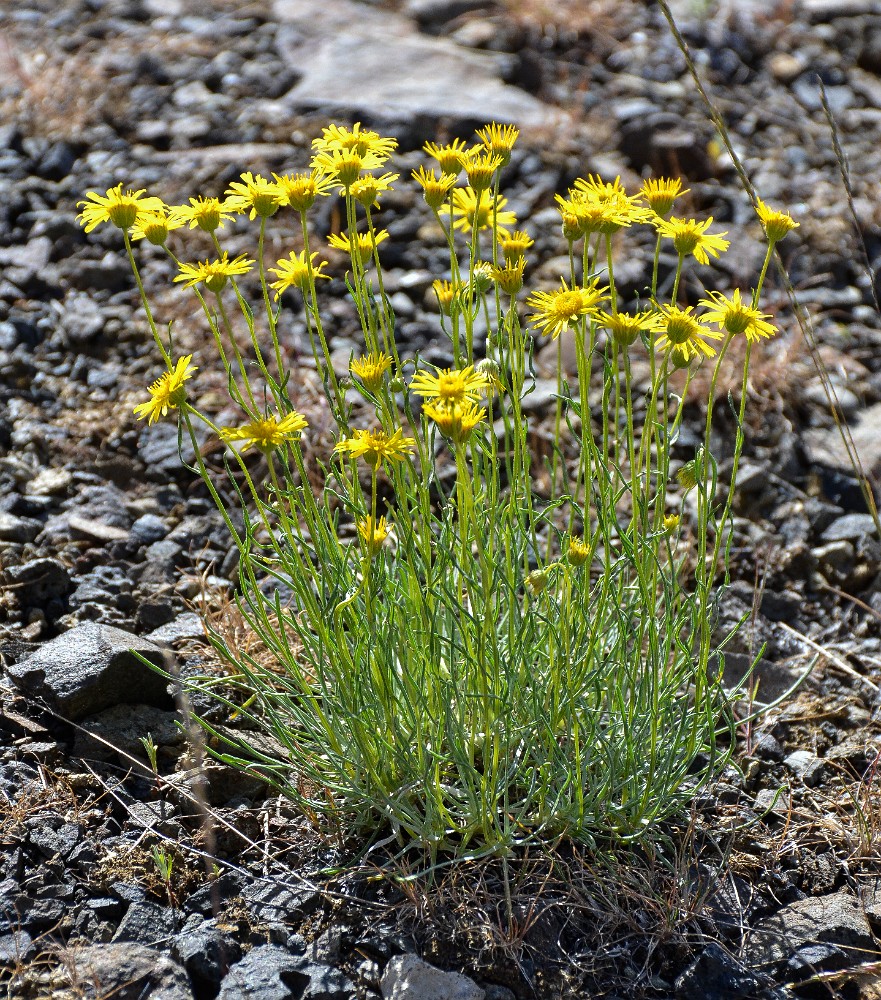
225;172;283;219
412;166;457;210
527;278;608;340
220;411;308;454
170;196;239;233
77;184;164;233
350;172;399;208
445;188;516;235
311;148;385;189
133;356;197;424
663;513;681;534
639;177;688;218
272;171;336;212
351;352;393;392
423;399;486;445
490;258;525;295
499;229;533;264
312;122;397;160
654;216;729;264
755;197;799;243
130;208;184;245
699;289;777;343
461;149;504;193
410;365;488;404
423;138;469;176
335;427;416;469
174;252;254;293
476;121;519;165
357;514;391;555
268;251;330;298
555;190;649;237
566;537;590;566
327;229;389;265
655;304;723;359
524;568;550;595
432;278;462;315
597;309;664;348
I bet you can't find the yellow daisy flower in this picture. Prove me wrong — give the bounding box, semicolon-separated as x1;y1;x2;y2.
699;289;777;343
132;356;197;424
476;121;520;165
351;352;393;392
327;229;389;265
312;122;397;160
461;149;504;193
654;216;730;264
445;188;516;235
655;304;724;359
272;171;336;212
130;208;184;245
311;148;385;190
663;513;681;534
597;309;664;348
423;399;486;445
423;138;469;176
350;172;399;208
566;536;590;566
639;177;689;218
412;166;457;210
755;198;799;243
526;278;608;340
170;196;240;233
499;229;534;264
268;251;330;298
432;278;462;315
410;365;488;404
357;514;391;555
174;252;254;293
220;411;308;454
335;427;416;469
490;258;526;295
77;184;165;233
224;172;283;220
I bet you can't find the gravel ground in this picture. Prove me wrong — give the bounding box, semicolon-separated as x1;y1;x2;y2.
2;1;881;997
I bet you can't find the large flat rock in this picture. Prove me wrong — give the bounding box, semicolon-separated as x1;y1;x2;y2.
273;0;561;130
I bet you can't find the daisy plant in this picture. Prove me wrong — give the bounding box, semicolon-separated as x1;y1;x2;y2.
78;120;795;867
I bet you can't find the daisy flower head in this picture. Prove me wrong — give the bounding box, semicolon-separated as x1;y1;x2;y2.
268;251;329;298
412;166;456;210
461;148;504;193
130;208;184;245
423;138;469;176
358;514;391;556
499;229;534;264
423;399;486;445
410;364;488;405
755;197;799;244
475;358;504;397
327;229;389;265
174;252;254;294
311;148;384;190
490;258;525;295
171;196;239;233
225;172;283;220
639;177;689;218
571;173;629;204
312;122;397;161
566;536;590;567
663;513;681;534
476;121;519;165
527;277;608;340
432;278;462;315
133;356;197;424
655;304;723;359
272;171;336;212
655;216;729;265
597;309;664;348
335;427;416;469
220;410;308;454
471;260;494;294
555;193;645;238
351;352;393;392
350;171;398;208
445;188;516;235
699;289;777;343
78;184;164;233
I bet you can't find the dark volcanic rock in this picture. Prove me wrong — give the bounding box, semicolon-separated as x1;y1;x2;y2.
61;942;194;999
6;622;172;719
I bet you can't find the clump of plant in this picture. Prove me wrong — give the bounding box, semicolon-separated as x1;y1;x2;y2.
78;122;798;861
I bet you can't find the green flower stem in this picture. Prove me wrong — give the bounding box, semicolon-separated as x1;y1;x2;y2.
124;232;171;366
213;292;260;414
256;218;287;386
365;206;398;367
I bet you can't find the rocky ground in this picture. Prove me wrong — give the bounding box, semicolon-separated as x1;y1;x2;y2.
2;0;881;997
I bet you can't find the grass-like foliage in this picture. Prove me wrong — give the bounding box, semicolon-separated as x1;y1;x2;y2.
78;123;798;861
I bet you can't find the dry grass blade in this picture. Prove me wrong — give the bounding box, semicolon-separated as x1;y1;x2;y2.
778;621;879;692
